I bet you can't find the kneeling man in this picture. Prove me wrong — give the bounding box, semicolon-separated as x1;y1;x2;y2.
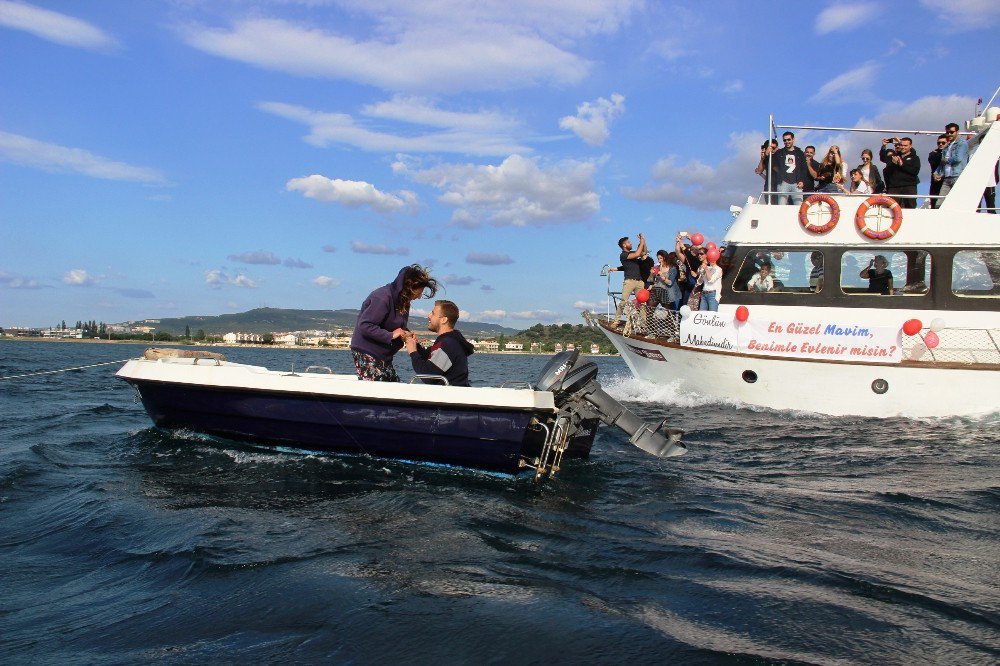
404;300;475;386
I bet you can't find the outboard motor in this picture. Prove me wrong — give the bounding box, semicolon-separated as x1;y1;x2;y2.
535;351;686;460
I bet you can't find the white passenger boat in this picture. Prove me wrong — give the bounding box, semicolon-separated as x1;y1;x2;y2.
588;104;1000;418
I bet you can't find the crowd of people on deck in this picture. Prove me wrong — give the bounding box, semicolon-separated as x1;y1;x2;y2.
608;230;730;328
754;121;997;212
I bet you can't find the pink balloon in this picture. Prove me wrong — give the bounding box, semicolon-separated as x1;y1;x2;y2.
690;233;704;246
705;249;720;263
924;331;940;349
705;242;717;251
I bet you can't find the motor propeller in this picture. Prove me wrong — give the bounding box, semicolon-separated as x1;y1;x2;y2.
536;351;686;459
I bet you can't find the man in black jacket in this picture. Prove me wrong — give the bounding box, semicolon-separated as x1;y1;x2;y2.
404;300;475;386
880;136;921;209
928;134;947;209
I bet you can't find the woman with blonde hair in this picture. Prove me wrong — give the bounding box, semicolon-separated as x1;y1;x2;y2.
816;146;847;192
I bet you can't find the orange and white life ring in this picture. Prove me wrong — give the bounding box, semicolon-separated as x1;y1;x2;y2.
798;193;840;234
855;195;903;240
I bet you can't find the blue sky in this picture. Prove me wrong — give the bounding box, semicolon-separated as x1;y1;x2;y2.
1;1;996;328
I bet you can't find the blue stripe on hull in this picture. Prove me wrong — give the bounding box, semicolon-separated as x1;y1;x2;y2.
127;380;543;474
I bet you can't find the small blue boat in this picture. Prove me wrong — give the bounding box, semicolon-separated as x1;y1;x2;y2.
117;349;685;479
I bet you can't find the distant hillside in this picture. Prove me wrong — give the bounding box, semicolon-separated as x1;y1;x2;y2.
141;307;520;337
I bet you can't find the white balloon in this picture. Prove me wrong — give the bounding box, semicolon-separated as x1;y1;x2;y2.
679;305;692;318
929;318;946;332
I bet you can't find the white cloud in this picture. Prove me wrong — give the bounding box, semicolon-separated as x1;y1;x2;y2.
350;240;410;256
466;252;513;266
180;15;590;94
815;4;881;34
0;131;166;183
286;174;417;213
0;270;43;289
559;93;625;146
475;309;507;322
573;300;599;310
394;154;601;227
0;0;118;51
918;0;1000;30
205;269;257;288
62;269;96;286
721;80;744;94
312;275;341;288
228;251;281;265
259;100;530;156
810;62;879;104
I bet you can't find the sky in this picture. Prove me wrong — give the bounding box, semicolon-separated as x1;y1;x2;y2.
1;0;997;329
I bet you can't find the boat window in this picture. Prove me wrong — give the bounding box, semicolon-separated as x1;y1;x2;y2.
733;250;825;293
841;250;931;296
952;250;1000;298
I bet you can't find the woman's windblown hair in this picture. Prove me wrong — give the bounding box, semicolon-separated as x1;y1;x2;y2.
396;264;439;314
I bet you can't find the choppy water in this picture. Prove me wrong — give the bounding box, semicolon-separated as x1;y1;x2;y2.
1;340;997;664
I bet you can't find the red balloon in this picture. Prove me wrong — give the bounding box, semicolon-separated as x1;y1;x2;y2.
924;331;940;349
705;242;717;251
735;305;749;322
691;233;705;246
635;289;650;304
902;319;923;336
705;249;720;263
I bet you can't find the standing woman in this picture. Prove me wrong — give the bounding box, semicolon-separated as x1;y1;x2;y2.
698;251;723;311
350;264;439;381
858;148;884;194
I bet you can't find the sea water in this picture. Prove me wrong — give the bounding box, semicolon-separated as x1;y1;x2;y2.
1;341;996;663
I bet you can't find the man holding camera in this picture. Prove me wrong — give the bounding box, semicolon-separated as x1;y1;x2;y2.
879;136;920;209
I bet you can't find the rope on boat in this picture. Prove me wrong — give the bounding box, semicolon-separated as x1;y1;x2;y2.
0;358;134;381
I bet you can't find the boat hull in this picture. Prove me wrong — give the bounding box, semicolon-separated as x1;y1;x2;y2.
601;325;999;418
125;377;546;474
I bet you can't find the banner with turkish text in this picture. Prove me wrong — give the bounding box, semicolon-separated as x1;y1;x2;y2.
679;311;903;363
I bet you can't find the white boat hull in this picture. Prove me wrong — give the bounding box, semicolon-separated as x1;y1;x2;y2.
601;326;999;418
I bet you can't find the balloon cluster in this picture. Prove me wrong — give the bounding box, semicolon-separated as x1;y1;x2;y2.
903;317;945;350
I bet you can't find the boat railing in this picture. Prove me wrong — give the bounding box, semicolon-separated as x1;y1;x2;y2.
760;104;1000;211
409;374;450;385
900;327;1000;366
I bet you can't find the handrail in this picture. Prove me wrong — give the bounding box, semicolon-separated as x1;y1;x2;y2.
409;374;450;385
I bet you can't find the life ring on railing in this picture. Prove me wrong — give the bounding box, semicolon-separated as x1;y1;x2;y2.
798;193;840;234
855;195;903;240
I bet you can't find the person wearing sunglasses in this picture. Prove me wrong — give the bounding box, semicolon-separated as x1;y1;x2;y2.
928;134;947;209
858;148;884;194
933;122;969;206
770;131;809;206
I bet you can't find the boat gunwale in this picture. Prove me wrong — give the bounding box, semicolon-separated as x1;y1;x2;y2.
118;374;559;414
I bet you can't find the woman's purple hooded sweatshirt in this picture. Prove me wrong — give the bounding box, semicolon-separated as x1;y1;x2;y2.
349;267;411;363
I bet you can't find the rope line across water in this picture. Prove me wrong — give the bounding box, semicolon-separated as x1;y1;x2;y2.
0;358;135;381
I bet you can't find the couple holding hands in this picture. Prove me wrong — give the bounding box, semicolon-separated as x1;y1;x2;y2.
349;265;475;386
